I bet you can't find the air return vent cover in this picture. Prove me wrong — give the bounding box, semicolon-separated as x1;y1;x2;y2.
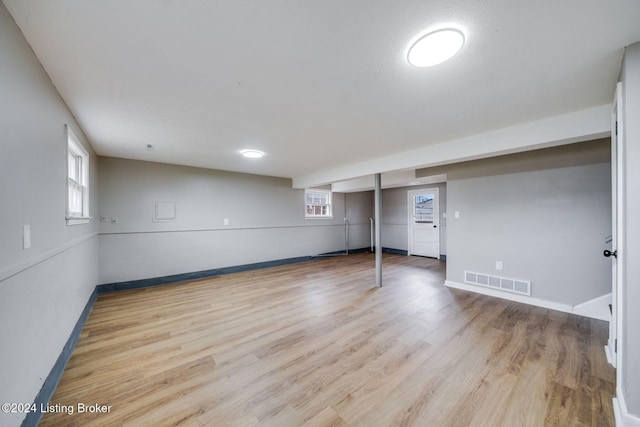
464;271;531;296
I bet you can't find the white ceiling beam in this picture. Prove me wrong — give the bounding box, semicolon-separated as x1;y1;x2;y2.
293;104;611;189
331;171;449;193
332;170;416;193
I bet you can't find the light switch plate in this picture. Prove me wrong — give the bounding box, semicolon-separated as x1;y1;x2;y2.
23;225;31;249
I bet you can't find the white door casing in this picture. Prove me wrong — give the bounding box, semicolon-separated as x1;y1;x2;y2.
608;82;624;379
606;84;619;367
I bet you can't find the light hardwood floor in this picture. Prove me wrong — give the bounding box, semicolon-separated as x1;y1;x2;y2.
41;253;615;427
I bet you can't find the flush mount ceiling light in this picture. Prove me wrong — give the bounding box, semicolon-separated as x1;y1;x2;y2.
407;28;465;67
240;149;265;158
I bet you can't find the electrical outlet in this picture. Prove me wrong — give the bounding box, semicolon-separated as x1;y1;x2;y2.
496;261;503;271
223;218;229;226
111;217;118;224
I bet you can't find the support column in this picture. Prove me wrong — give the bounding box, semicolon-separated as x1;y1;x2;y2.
375;173;382;287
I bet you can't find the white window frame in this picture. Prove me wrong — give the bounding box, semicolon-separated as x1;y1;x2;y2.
305;188;333;219
66;125;90;225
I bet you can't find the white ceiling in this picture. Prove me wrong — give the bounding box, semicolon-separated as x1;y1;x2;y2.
4;0;640;185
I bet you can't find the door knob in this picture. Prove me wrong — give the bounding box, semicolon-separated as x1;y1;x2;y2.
604;249;617;258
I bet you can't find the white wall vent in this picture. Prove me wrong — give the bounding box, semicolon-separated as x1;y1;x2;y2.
464;271;531;296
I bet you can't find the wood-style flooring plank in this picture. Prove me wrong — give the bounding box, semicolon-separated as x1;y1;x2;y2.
40;253;615;427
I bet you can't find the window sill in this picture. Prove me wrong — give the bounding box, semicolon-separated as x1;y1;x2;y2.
66;217;91;226
305;216;334;220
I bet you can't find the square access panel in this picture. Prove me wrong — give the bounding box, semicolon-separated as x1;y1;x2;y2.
154;200;176;222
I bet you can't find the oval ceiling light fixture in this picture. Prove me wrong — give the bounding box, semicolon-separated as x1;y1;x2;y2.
240;149;265;159
407;28;465;67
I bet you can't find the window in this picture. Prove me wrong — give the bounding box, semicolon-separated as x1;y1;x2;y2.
66;126;90;225
305;189;332;218
412;194;434;223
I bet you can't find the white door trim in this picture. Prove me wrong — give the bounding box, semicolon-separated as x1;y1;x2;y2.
612;82;625;388
606;84;619;367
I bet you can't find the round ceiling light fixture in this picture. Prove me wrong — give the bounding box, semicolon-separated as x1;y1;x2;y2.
240;149;265;159
407;28;465;67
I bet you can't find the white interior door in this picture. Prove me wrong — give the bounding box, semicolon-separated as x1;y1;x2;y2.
607;82;624;367
408;188;440;258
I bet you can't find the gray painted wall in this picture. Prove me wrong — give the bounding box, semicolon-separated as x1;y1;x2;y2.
416;138;610;181
446;162;611;306
98;157;372;283
381;183;447;255
621;41;640;419
0;4;99;426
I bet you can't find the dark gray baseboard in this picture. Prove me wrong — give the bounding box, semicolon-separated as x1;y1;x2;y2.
382;247;447;261
380;247;447;261
28;248;375;426
382;247;409;255
97;248;370;294
21;289;98;427
97;255;313;293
